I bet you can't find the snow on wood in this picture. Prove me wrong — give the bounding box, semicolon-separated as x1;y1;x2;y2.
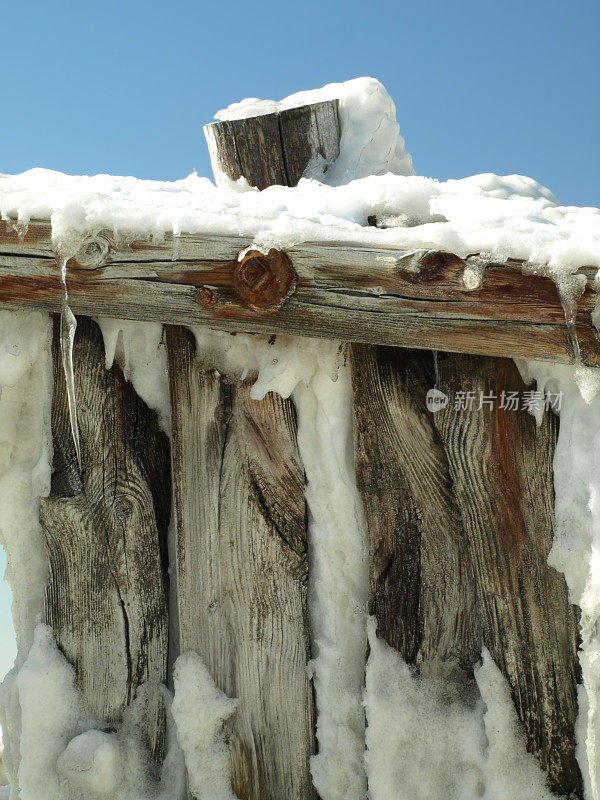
0;76;599;800
0;220;597;365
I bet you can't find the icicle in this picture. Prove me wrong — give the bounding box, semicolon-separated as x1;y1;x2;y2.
58;255;82;468
432;350;439;385
561;293;582;362
557;276;586;364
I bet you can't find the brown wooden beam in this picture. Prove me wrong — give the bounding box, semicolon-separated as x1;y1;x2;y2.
0;220;598;365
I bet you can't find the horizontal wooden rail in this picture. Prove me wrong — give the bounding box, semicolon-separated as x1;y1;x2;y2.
0;219;598;364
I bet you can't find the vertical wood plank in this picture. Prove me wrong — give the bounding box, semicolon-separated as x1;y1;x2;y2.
167;326;316;800
351;344;481;669
351;344;582;797
40;315;170;763
434;352;582;796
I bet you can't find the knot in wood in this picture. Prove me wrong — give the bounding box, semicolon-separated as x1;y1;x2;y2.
113;496;132;523
196;286;218;307
70;234;112;269
234;249;296;312
401;250;466;283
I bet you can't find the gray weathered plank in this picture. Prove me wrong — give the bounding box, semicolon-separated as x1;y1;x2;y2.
352;344;582;796
40;315;171;764
0;221;597;365
167;326;316;800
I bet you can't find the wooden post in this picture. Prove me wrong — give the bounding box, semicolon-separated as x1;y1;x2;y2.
167;327;314;799
167;101;342;799
205;100;341;189
40;316;171;764
351;345;481;669
351;345;582;797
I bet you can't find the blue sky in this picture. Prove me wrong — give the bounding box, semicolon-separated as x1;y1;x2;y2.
0;0;598;207
0;0;598;677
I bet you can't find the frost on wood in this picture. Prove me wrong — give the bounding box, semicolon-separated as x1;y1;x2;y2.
171;652;238;800
364;620;556;800
13;623;185;800
95;318;170;433
291;349;369;800
520;360;600;800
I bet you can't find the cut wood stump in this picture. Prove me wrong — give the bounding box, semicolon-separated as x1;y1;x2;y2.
205;100;341;189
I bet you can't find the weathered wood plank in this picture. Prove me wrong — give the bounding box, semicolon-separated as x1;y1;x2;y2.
167;326;316;800
40;315;171;764
351;344;481;670
352;344;582;796
0;221;597;365
433;352;582;796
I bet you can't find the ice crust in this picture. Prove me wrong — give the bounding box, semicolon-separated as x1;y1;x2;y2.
364;619;556;800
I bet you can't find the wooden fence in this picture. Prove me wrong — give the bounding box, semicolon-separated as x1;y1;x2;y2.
0;99;594;799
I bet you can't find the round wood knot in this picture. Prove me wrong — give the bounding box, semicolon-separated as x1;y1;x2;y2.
113;496;132;523
196;286;218;307
70;234;112;269
234;249;296;312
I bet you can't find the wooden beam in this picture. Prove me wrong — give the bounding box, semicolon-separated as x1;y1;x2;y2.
0;220;598;365
40;316;171;765
167;327;316;800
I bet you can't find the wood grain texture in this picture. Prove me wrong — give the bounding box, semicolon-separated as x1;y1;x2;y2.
352;345;582;797
434;352;582;796
167;326;316;800
1;221;598;365
204;100;341;189
351;344;481;670
40;316;171;764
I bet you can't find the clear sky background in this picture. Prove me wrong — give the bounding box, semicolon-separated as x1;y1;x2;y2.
0;0;598;678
